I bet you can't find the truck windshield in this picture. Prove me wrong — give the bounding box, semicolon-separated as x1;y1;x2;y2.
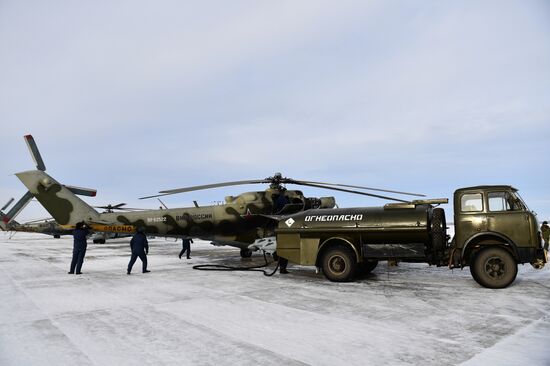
488;191;527;212
513;191;529;211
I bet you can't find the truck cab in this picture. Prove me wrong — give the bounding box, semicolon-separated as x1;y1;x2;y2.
452;185;545;287
453;186;542;263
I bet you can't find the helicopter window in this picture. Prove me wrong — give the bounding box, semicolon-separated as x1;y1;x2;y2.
460;193;483;212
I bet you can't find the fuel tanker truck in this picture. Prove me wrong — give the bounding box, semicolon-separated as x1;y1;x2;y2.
274;185;547;288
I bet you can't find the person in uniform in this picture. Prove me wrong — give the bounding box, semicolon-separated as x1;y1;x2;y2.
179;237;193;259
279;256;289;274
273;190;290;273
69;221;89;274
541;221;549;251
127;227;150;274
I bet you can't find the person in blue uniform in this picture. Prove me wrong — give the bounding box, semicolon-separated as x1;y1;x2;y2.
127;227;150;274
179;237;193;259
69;221;89;274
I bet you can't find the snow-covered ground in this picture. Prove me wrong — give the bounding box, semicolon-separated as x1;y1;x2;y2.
1;232;548;366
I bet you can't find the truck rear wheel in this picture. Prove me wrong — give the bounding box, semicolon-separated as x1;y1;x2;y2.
470;247;517;288
321;246;357;282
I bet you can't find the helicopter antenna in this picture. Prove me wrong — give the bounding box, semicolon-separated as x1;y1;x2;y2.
157;198;169;209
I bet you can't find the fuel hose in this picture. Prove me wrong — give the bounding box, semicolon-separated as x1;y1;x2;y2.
192;252;280;276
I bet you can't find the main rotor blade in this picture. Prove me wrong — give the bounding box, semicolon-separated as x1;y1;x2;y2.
140;179;271;199
291;179;425;197
292;181;410;203
24;135;46;171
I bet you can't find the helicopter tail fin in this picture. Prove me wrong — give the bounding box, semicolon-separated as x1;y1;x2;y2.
15;170;100;227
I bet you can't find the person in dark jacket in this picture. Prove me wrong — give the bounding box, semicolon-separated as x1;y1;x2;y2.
279;256;289;274
127;227;150;274
541;221;549;251
179;237;193;259
69;221;89;274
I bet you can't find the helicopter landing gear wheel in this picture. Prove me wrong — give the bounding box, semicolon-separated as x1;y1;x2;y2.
240;248;252;258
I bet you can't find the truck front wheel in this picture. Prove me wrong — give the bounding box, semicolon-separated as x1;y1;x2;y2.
321;246;357;282
470;247;517;288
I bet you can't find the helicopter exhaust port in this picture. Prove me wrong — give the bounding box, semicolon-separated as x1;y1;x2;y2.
305;197;336;209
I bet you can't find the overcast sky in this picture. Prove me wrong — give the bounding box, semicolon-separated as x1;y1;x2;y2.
1;0;549;222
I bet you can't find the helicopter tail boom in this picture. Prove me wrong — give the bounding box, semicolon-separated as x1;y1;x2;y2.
15;170;100;227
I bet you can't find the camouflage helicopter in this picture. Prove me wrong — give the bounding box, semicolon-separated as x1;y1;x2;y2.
14;135;425;257
1;216;72;238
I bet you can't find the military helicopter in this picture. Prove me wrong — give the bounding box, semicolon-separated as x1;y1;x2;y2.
1;216;72;238
1;193;82;238
14;135;425;257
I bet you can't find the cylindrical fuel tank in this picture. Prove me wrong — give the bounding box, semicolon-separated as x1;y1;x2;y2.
279;205;432;244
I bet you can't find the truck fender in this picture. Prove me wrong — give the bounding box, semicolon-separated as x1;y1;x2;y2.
461;231;519;264
317;237;359;267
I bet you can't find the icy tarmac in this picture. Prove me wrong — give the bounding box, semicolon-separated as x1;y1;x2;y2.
1;232;549;365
